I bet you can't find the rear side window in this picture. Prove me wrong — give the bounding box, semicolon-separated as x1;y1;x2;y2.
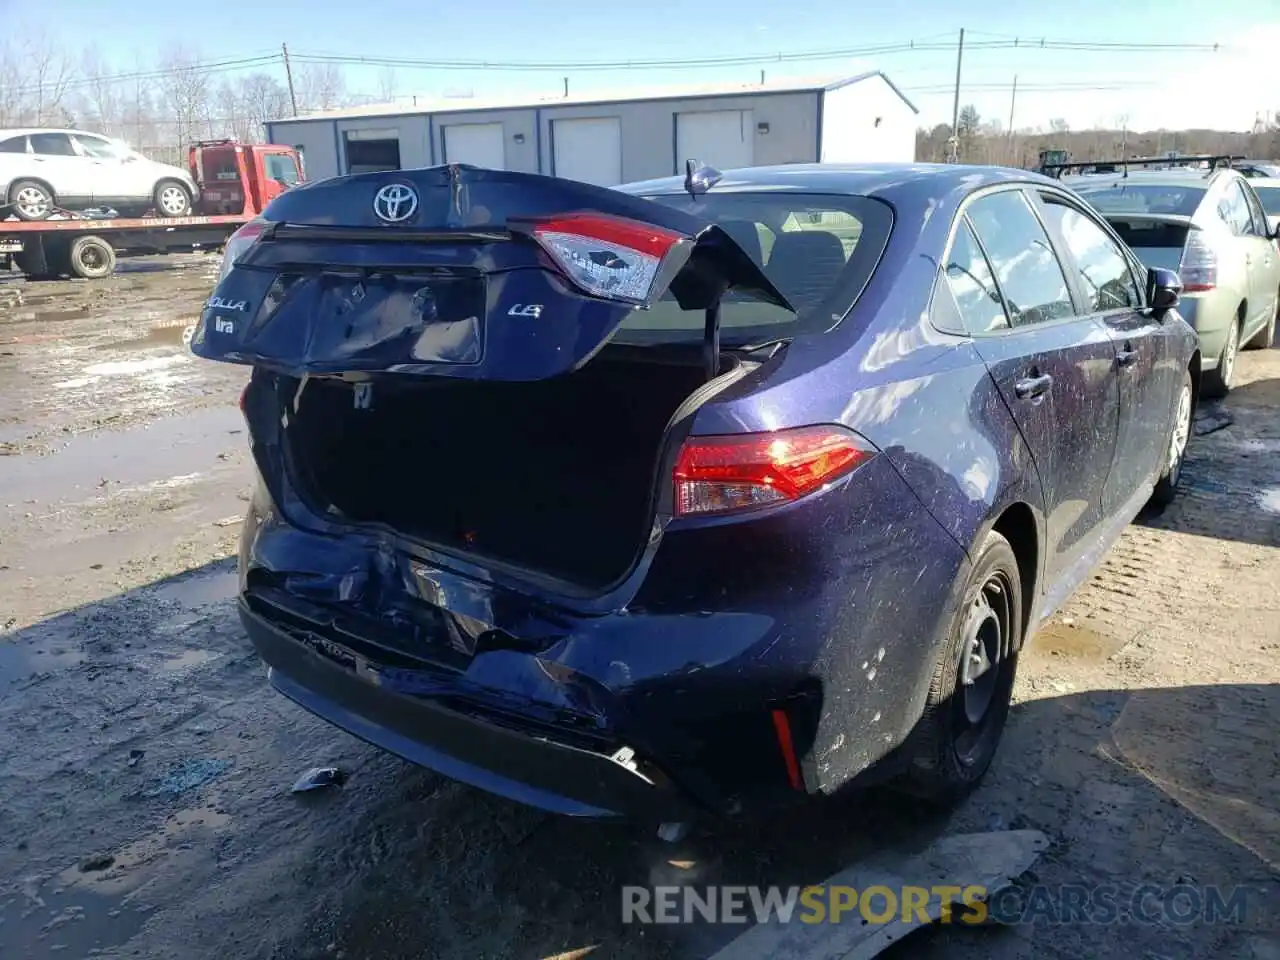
1216;181;1254;236
0;136;26;153
625;192;893;345
966;190;1075;327
29;133;76;157
942;220;1008;333
1039;197;1141;312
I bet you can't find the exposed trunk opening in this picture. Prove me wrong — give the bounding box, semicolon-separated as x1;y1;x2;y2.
283;352;722;590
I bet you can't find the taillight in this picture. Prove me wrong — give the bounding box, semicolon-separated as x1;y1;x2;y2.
673;425;874;517
217;219;267;282
1178;231;1217;292
528;213;688;304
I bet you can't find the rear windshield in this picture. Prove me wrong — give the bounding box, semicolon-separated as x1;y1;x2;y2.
1072;182;1206;217
619;192;892;346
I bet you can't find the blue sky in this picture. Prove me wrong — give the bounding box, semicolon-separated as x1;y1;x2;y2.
7;0;1276;131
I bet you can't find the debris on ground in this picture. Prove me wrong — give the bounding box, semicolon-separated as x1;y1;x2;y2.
79;852;116;873
291;766;347;794
127;749;145;767
145;758;231;798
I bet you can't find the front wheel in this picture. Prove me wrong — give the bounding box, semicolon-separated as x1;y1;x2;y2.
1150;370;1193;508
153;180;193;217
898;530;1022;805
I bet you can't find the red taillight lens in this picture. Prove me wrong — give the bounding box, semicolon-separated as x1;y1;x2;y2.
1178;231;1217;292
217;219;267;282
673;425;874;517
238;383;249;413
529;213;687;305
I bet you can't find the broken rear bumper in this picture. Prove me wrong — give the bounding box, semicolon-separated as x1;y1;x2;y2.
240;601;700;820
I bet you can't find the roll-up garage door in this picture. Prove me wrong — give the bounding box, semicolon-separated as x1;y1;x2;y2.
443;122;506;169
551;117;623;186
675;109;754;173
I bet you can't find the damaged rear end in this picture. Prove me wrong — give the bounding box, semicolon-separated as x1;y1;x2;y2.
196;164;848;818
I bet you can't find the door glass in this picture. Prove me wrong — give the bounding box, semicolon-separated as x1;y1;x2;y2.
29;133;76;157
1039;197;1141;312
0;136;27;153
967;190;1075;327
942;218;1008;333
1216;181;1254;236
264;154;300;186
1240;182;1269;236
74;135;127;160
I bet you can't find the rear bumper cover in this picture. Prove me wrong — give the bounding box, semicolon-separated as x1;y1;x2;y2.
241;601;699;820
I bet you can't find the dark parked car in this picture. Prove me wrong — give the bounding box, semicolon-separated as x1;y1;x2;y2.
192;162;1198;824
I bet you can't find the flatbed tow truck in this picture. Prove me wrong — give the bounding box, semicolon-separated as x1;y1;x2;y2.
0;139;304;280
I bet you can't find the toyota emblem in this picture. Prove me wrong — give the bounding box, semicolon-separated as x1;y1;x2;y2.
373;183;419;223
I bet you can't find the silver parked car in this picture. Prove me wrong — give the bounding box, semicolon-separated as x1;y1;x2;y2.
0;128;199;221
1070;168;1280;396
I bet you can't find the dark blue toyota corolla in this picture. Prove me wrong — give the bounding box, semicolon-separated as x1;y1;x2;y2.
192;161;1198;823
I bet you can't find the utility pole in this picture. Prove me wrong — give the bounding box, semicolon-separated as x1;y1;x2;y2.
1007;74;1018;166
282;43;299;117
948;28;965;163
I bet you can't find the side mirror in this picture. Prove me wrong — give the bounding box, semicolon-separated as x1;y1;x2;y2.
1146;266;1182;315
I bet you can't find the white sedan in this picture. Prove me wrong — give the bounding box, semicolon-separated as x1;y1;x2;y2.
0;128;199;221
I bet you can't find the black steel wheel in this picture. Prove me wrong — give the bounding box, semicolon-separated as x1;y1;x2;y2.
899;530;1022;804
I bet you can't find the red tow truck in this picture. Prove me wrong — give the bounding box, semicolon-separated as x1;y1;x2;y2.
0;139;305;280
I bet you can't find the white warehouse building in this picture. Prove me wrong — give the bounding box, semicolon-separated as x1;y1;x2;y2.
264;71;919;186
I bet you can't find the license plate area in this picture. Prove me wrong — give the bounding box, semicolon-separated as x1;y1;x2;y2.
308;271;486;367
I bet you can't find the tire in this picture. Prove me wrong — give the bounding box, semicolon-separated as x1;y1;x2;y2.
8;180;55;221
67;235;116;280
1150;369;1193;508
153;180;193;217
1202;315;1241;399
899;530;1023;805
1244;291;1277;350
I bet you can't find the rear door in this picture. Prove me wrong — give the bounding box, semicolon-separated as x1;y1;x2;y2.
961;188;1121;581
27;132;90;206
1215;178;1268;331
1035;188;1173;511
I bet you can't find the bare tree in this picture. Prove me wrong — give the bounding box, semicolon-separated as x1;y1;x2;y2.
76;45;122;135
24;30;76;126
377;66;398;103
296;62;346;113
234;72;292;140
158;48;212;150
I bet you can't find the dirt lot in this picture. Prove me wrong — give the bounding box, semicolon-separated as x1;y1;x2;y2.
1;261;1277;960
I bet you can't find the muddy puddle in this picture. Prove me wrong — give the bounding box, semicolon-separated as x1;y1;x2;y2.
3;406;245;506
1032;618;1127;660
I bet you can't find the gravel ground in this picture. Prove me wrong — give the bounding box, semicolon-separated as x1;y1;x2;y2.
0;264;1277;960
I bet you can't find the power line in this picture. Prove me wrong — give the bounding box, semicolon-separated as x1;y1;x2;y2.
5;33;1231;96
289;37;1226;73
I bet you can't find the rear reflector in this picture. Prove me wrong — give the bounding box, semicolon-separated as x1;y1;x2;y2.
530;213;685;305
771;708;805;791
673;425;873;517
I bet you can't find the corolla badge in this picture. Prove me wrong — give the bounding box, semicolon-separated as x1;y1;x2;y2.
373;183;419;223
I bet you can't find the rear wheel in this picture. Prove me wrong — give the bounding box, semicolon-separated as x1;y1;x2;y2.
899;531;1022;804
1244;291;1277;349
67;235;116;280
153;180;192;217
1150;370;1193;508
1202;316;1241;399
8;180;55;221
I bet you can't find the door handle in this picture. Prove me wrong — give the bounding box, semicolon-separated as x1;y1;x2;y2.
1117;346;1139;367
1014;372;1053;399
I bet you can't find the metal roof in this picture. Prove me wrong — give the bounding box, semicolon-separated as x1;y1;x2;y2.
270;70;918;125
